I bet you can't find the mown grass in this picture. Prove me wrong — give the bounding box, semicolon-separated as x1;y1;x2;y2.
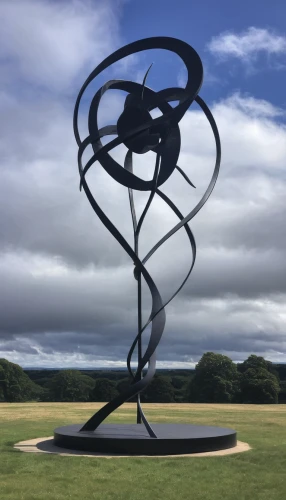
0;402;286;500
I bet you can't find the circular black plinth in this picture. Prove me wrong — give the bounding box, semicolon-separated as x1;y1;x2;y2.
54;423;237;456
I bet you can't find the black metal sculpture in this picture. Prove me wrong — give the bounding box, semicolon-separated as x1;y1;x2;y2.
54;37;236;455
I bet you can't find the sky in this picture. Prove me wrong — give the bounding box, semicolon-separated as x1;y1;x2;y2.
0;0;285;369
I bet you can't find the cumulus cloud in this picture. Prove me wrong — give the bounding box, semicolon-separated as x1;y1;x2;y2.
207;27;286;75
221;92;285;119
0;0;120;91
207;27;286;61
0;3;285;368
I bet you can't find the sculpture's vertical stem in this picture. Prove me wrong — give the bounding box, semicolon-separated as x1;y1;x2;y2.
135;232;142;424
136;271;142;424
133;153;160;425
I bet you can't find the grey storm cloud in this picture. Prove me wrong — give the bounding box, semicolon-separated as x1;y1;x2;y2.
0;0;285;368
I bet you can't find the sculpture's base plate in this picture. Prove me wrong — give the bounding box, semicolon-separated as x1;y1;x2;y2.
54;423;237;456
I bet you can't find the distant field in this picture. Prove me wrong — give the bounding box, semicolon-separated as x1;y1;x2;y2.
0;403;286;500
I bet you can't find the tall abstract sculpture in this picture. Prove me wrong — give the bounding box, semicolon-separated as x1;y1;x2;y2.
54;37;237;455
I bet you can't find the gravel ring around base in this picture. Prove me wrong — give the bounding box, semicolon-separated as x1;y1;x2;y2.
14;437;251;458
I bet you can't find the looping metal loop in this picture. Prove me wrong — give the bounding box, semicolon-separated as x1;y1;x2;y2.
73;37;221;436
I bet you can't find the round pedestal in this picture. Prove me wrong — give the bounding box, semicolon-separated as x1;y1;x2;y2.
54;423;237;456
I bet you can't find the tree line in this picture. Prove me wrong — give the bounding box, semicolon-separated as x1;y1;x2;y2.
1;353;285;404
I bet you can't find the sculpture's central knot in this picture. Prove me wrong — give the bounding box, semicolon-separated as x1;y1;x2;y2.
117;95;161;154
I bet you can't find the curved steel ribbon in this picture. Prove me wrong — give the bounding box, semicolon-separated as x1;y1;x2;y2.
73;37;221;436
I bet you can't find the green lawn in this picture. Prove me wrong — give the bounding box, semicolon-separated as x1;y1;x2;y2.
0;402;286;500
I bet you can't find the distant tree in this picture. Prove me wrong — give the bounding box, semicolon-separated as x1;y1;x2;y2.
239;355;269;373
170;375;190;402
0;358;43;402
116;378;131;394
274;364;286;381
24;369;59;387
240;369;280;404
90;378;119;402
47;370;94;402
115;377;137;402
143;376;175;403
239;355;280;404
171;376;188;390
279;381;286;404
0;365;7;401
187;352;240;403
239;354;280;380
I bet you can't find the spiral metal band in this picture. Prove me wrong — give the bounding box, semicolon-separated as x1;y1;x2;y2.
73;37;221;436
